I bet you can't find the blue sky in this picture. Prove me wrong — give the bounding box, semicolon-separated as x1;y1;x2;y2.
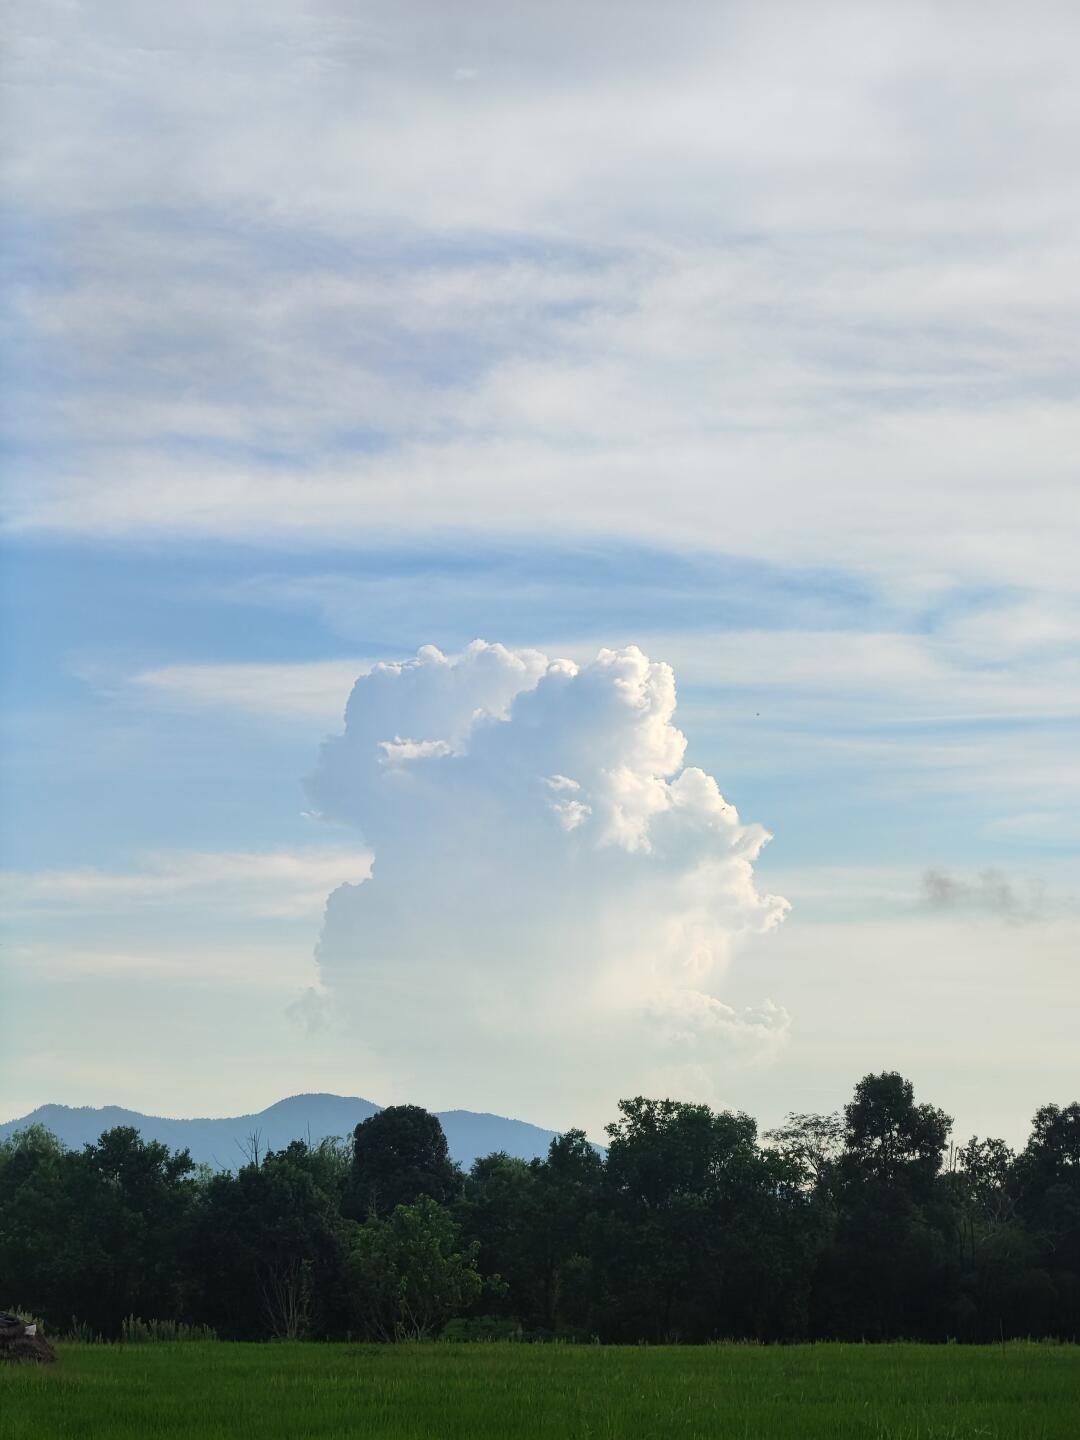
2;1;1078;1142
4;536;1074;873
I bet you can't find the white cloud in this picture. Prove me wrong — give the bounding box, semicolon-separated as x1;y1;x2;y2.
648;992;791;1059
304;641;789;1107
4;0;1080;613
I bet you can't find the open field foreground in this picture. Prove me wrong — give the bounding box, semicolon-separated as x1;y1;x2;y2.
2;1342;1078;1440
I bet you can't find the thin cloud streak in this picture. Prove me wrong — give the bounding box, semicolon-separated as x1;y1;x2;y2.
1;848;372;920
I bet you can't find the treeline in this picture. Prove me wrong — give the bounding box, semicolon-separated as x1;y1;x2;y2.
2;1073;1077;1344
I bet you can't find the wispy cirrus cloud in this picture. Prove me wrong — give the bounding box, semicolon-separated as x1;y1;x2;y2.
5;1;1080;605
123;607;1080;728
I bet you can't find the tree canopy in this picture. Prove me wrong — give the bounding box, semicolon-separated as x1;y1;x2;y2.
3;1081;1078;1343
348;1104;460;1219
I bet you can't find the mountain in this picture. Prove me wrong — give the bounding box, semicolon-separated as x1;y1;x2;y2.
0;1093;564;1172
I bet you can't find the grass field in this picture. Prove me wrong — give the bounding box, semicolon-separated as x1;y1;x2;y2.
1;1341;1077;1439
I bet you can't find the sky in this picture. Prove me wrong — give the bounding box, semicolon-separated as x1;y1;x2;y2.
1;0;1078;1147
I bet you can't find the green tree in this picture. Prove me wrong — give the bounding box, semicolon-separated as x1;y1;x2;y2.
815;1074;955;1340
764;1112;844;1190
533;1130;604;1335
73;1126;197;1334
456;1131;604;1336
0;1126;200;1338
841;1072;952;1196
1015;1103;1080;1337
191;1141;348;1339
457;1153;543;1325
347;1197;483;1340
598;1097;762;1341
348;1105;460;1219
0;1126;75;1328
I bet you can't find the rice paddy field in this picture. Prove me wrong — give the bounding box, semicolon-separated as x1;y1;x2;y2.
1;1341;1077;1439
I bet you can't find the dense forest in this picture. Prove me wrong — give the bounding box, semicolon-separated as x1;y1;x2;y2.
3;1073;1077;1344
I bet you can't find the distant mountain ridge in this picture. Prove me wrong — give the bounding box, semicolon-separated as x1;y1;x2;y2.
0;1092;565;1171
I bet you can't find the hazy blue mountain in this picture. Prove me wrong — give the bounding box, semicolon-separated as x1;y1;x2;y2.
0;1093;564;1171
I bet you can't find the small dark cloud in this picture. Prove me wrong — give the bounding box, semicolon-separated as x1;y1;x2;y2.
921;868;1046;923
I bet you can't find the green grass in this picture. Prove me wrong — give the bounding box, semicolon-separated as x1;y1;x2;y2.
2;1341;1077;1439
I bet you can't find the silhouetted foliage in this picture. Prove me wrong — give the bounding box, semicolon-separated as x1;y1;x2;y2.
811;1072;957;1340
189;1140;349;1340
2;1077;1078;1342
0;1125;195;1338
347;1105;460;1219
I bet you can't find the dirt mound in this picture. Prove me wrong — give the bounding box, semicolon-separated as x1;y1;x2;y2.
0;1313;57;1364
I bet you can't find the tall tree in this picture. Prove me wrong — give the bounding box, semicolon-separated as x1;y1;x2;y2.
348;1105;461;1219
533;1130;604;1335
1015;1103;1080;1337
457;1131;604;1336
0;1126;76;1329
598;1097;763;1341
841;1072;952;1196
457;1153;543;1326
816;1073;954;1340
764;1112;844;1190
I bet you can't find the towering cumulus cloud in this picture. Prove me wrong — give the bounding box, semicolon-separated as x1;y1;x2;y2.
306;642;790;1116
